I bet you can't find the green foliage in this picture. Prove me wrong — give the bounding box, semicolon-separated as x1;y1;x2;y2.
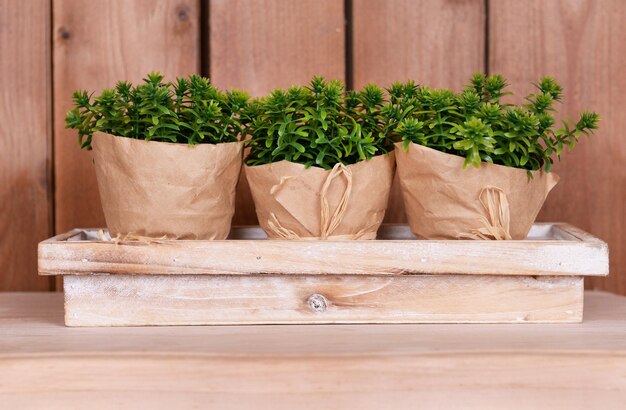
245;77;393;170
393;73;600;172
66;72;599;174
65;72;249;149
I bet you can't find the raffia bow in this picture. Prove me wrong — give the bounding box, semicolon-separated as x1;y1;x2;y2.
268;162;375;240
458;186;512;240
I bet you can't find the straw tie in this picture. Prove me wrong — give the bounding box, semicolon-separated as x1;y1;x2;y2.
268;163;375;240
458;186;512;240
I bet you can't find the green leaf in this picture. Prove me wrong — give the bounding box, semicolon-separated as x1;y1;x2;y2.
291;142;306;153
278;121;287;137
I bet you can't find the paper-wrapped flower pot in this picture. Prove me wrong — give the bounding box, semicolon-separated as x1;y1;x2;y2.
92;132;243;240
245;153;395;240
394;142;559;240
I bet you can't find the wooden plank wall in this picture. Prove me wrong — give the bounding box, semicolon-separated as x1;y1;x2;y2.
489;0;626;293
0;1;53;291
0;0;623;294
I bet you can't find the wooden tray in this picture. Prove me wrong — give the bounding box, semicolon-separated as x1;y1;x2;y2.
38;223;608;326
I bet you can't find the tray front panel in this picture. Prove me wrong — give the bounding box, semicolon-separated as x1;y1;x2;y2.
63;274;584;326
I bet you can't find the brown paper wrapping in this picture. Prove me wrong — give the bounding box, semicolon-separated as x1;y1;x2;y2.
92;132;243;240
244;153;395;239
395;142;559;240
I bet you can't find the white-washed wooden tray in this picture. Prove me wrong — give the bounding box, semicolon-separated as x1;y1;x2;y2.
38;223;608;326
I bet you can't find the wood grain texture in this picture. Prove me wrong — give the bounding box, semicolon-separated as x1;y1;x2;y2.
209;0;346;225
209;0;345;96
37;224;609;277
352;0;485;90
40;223;602;325
1;291;626;408
0;1;52;291
488;0;626;294
53;0;200;235
352;0;486;223
62;274;583;325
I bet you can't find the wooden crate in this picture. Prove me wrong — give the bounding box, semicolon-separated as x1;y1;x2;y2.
38;224;608;326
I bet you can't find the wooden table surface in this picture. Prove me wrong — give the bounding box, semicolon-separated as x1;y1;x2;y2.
1;291;626;409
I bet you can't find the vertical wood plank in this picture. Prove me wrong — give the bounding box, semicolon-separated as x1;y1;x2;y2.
53;0;200;235
0;1;52;291
352;0;486;222
209;0;345;97
209;0;346;224
489;0;626;295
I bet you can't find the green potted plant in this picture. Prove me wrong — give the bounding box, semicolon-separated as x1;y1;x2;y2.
65;72;249;240
391;74;599;239
244;77;395;240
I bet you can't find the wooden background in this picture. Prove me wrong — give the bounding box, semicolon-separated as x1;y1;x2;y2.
1;0;624;294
